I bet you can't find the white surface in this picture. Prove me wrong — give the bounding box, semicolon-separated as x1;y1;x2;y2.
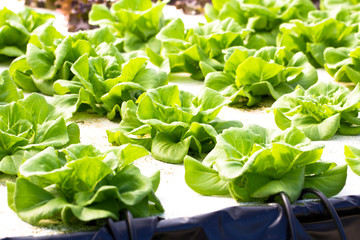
0;0;24;11
163;5;206;29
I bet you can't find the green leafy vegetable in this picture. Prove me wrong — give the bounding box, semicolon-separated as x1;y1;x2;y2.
9;25;167;119
308;8;360;27
185;125;347;202
89;0;167;52
206;0;315;24
272;81;360;140
154;17;250;79
107;85;242;163
10;25;117;95
0;7;54;60
205;46;317;106
344;145;360;175
0;93;80;175
324;46;360;83
278;18;358;68
53;53;167;119
205;0;316;49
7;143;163;225
0;70;23;104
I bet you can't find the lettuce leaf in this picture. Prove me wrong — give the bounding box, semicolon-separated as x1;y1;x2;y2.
308;8;360;27
9;26;123;95
0;70;23;104
344;145;360;176
89;0;167;52
205;46;317;106
53;54;167;119
278;18;358;67
204;0;315;49
206;0;315;27
0;93;80;175
107;85;242;163
185;125;346;202
272;81;360;140
7;143;163;225
9;25;167;119
324;46;360;83
154;17;249;79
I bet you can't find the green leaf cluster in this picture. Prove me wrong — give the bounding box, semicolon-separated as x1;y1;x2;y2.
152;0;315;81
53;51;167;120
272;81;360;140
308;8;360;27
204;46;317;106
9;25;167;119
276;3;360;79
278;18;358;68
204;0;316;48
185;125;347;202
89;0;167;52
7;143;163;225
107;85;242;163
0;93;80;175
344;145;360;175
324;46;360;83
0;7;54;60
10;25;111;95
309;7;360;83
153;17;251;79
0;70;23;104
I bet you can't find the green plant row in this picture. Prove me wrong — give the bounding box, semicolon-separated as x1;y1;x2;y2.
0;73;165;225
9;25;167;120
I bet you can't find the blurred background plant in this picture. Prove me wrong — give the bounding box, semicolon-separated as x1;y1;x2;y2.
25;0;114;31
23;0;320;31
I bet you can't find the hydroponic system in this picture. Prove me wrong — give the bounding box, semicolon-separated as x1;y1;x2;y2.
1;0;360;238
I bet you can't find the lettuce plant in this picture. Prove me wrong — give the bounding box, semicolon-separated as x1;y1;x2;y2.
324;46;360;83
107;85;242;163
308;9;360;83
0;93;80;175
344;145;360;176
204;46;317;106
185;125;347;202
0;70;23;104
53;54;167;120
154;17;250;79
9;25;167;119
204;0;316;48
9;25;118;95
89;0;167;52
278;18;358;68
0;7;54;60
272;81;360;140
7;143;163;225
